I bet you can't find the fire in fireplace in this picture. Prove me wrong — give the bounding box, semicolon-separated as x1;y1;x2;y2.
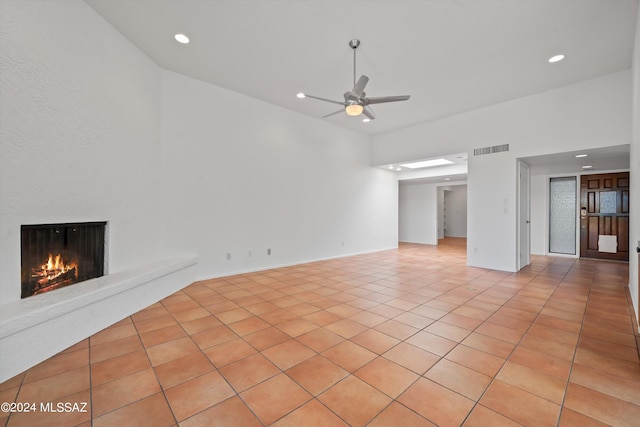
21;222;107;298
32;254;78;289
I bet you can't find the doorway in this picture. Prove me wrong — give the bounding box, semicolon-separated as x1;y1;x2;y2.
548;176;577;255
443;186;467;238
579;172;629;261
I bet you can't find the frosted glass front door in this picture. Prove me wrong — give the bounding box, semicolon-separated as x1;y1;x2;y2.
549;177;576;255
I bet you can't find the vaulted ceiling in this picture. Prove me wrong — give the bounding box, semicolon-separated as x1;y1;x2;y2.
86;0;638;137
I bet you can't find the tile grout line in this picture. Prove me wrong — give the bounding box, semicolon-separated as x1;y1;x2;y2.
172;282;348;426
159;289;256;426
4;243;635;426
553;259;594;427
108;254;570;424
88;338;93;427
457;257;578;426
129;311;180;426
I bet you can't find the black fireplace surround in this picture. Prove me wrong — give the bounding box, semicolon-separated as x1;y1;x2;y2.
21;222;106;298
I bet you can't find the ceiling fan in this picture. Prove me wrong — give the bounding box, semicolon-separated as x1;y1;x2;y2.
297;39;410;121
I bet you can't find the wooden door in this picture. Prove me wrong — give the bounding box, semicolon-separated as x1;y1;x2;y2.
580;172;629;261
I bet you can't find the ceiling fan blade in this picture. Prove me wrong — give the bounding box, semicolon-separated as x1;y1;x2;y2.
364;95;411;105
350;75;369;98
362;106;376;120
303;94;346;106
322;108;345;118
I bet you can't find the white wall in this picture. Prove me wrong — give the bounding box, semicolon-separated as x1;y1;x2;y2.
444;185;467;237
398;182;437;244
374;71;632;271
630;7;640;329
467;151;518;271
0;0;166;304
161;71;398;279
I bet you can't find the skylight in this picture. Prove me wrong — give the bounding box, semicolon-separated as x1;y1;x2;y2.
400;158;454;169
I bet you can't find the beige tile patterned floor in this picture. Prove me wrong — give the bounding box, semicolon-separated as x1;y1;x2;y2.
1;239;639;426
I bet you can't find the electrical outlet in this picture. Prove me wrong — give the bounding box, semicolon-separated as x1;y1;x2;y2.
267;248;271;255
226;253;231;260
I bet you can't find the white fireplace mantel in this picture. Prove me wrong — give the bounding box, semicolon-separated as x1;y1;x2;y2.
0;256;197;383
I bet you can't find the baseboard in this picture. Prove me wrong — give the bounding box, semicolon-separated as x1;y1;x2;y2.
195;246;399;283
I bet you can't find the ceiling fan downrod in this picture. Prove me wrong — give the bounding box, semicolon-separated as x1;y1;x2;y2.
349;39;360;88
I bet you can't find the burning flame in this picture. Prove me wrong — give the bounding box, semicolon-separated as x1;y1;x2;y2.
32;254;78;285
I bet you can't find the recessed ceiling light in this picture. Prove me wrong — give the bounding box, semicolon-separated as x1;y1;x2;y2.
174;33;190;44
575;154;588;158
362;118;371;122
388;165;395;170
582;165;593;169
400;159;454;169
296;92;306;98
444;178;451;181
548;54;565;63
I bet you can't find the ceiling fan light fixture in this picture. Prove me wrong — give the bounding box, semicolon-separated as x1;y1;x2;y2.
345;104;364;116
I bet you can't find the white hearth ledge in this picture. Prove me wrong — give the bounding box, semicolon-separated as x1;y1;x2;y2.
0;256;197;383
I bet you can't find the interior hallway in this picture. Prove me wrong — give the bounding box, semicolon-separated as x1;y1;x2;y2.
1;240;639;426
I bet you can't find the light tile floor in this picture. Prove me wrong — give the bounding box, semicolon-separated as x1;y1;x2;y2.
2;239;639;426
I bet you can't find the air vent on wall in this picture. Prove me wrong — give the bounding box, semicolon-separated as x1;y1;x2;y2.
473;144;509;156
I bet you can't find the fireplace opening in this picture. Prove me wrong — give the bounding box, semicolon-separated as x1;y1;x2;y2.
21;222;107;298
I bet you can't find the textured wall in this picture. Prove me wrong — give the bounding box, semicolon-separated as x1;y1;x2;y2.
160;71;398;279
0;0;165;303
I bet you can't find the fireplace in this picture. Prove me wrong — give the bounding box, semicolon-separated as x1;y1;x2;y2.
21;222;107;298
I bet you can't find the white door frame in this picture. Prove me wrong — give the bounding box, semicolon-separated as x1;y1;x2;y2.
517;160;531;270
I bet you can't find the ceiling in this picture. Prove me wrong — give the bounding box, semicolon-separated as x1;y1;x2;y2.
396;144;631;185
399;172;469;186
392;152;469;185
85;0;638;137
522;144;631;176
